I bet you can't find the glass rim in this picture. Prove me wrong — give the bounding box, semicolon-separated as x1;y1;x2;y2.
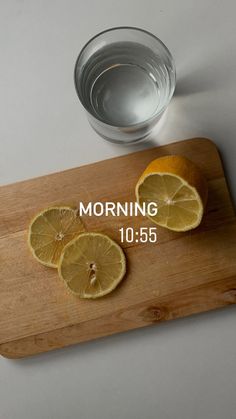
74;26;176;128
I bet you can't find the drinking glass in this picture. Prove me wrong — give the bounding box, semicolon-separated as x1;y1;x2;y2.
74;27;176;144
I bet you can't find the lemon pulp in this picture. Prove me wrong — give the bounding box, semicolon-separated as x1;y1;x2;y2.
28;206;85;267
136;155;208;232
58;232;126;298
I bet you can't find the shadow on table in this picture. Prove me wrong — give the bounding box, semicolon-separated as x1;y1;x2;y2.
174;69;216;97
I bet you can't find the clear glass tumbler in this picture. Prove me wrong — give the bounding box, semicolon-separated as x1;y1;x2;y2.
74;27;176;144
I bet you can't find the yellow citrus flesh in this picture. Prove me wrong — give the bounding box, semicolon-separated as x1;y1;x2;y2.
28;206;85;267
58;233;126;299
135;155;208;232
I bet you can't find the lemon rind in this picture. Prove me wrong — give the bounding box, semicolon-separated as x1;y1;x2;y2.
135;172;204;232
58;232;126;299
28;205;77;268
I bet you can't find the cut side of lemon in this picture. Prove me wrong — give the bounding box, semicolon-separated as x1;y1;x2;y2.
28;206;85;268
58;232;126;299
135;155;208;232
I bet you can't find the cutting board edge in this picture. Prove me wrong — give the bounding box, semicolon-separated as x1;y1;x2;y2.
1;274;236;359
1;301;234;359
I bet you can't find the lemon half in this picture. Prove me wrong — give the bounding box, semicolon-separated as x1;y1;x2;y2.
136;155;208;232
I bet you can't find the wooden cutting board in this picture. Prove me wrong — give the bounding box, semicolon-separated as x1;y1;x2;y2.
1;138;236;358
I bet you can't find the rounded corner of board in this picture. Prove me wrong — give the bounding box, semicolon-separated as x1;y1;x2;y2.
195;137;219;152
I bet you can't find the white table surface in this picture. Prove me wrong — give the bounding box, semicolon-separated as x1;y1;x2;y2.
1;1;236;418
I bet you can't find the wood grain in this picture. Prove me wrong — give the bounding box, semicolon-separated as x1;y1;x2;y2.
0;138;236;358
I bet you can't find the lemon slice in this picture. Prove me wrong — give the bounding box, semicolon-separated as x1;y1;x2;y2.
135;155;208;232
58;232;126;299
28;206;85;267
